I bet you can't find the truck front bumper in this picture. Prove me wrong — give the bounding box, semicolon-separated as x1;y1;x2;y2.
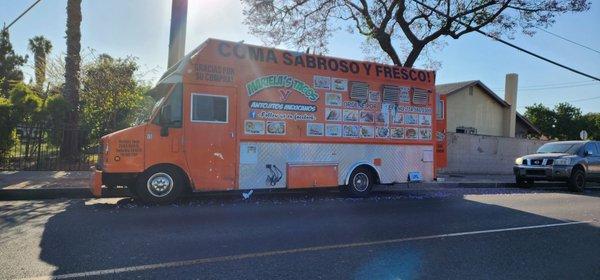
513;165;572;181
90;166;103;197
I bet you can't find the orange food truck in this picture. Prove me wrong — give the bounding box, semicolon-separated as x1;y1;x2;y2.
90;39;447;203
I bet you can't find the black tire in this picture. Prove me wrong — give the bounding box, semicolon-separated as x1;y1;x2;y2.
516;177;534;188
568;169;586;192
347;167;374;197
135;165;185;204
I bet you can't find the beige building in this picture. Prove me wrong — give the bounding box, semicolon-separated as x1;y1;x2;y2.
436;77;541;138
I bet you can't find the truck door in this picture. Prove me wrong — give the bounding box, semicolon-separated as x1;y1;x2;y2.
184;85;237;191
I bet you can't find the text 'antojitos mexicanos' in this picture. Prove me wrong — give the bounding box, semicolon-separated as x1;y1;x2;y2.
218;42;434;83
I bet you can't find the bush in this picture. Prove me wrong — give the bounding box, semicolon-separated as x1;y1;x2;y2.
9;82;43;124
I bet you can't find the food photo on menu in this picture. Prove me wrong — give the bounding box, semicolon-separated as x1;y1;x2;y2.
325;92;342;106
393;112;403;124
326;108;342;121
360;126;374;138
331;78;348;91
266;121;286;135
390;127;405;139
375;127;389;138
314;75;331;89
307;123;324;136
244;120;265;135
360;111;374;123
420;114;432;126
343;125;360;137
343;109;359;122
404;114;418;125
419;128;432;140
405;127;418;139
325;124;342;137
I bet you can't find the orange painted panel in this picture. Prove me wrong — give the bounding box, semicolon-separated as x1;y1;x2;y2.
183;85;238;191
287;164;339;188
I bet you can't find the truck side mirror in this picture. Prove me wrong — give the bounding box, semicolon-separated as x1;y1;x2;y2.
584;150;592;157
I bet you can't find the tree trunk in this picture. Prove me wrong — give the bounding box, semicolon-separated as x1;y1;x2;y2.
403;44;424;68
60;0;82;161
375;32;402;66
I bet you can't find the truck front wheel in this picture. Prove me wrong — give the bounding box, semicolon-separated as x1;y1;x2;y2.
135;166;184;204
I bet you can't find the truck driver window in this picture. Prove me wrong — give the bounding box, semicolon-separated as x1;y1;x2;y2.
151;83;182;127
191;94;228;123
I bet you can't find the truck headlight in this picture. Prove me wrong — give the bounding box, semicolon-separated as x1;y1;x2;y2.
554;158;571;165
515;157;523;165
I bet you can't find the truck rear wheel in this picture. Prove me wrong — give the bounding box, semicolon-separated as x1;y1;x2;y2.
135;166;184;204
568;169;586;192
347;167;374;197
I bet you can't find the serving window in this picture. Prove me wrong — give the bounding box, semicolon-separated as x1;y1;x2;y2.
191;93;228;123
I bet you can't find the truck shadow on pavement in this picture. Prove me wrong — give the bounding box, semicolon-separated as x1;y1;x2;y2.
23;187;600;279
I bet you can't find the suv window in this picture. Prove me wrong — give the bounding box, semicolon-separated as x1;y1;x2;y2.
584;143;598;156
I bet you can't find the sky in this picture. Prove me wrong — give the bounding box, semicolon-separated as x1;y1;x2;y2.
1;0;599;114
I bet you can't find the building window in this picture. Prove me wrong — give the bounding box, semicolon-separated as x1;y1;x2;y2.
191;93;228;123
437;100;444;120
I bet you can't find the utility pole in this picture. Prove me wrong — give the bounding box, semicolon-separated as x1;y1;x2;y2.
168;0;188;69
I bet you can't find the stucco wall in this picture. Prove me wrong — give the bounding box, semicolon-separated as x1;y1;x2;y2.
441;132;548;174
446;85;506;136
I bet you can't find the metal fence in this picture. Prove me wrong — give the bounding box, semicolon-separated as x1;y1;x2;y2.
0;124;98;171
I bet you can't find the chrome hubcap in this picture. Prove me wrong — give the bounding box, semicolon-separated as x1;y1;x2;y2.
147;172;174;197
353;173;369;192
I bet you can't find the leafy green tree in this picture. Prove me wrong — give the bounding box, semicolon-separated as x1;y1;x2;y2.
525;102;595;140
0;29;27;98
81;54;147;142
0;97;18;158
554;103;584;140
582;113;600;140
28;36;53;93
524;103;556;138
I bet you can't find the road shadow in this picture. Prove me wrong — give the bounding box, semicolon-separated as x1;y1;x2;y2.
24;188;600;279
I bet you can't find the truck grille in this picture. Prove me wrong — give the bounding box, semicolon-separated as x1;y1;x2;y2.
526;159;553;166
526;169;546;176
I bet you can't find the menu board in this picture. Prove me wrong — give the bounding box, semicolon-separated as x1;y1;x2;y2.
242;73;433;142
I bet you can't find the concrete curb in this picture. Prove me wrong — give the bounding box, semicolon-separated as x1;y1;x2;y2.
0;181;577;201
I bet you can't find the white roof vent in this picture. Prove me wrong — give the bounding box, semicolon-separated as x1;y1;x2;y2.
412;88;430;105
350;82;369;101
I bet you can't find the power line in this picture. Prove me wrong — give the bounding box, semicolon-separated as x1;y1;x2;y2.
2;0;43;32
492;82;600;92
534;26;600;55
412;0;600;82
492;80;598;90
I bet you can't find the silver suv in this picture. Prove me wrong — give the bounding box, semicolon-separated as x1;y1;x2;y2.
513;140;600;191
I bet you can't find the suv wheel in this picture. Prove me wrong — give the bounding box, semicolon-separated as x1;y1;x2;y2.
568;169;586;192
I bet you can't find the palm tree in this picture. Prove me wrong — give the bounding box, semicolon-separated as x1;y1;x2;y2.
60;0;81;160
28;36;52;93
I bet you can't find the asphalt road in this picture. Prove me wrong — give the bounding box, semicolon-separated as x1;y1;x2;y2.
0;187;599;280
